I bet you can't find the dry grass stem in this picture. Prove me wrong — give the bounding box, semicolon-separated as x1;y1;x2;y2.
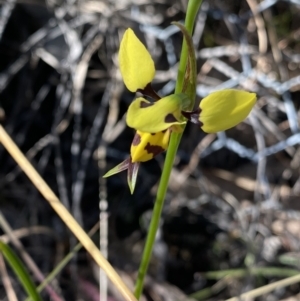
0;125;137;301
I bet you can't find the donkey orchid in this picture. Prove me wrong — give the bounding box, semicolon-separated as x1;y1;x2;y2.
103;28;184;194
104;27;256;193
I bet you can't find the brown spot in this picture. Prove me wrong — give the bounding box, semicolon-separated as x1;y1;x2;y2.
164;113;177;123
140;101;154;108
150;133;156;135
132;133;141;146
144;143;165;157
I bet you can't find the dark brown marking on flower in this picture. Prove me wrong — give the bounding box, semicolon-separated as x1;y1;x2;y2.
144;143;165;157
150;133;156;135
181;108;203;126
138;83;161;101
164;113;177;123
132;133;141;146
140;101;154;108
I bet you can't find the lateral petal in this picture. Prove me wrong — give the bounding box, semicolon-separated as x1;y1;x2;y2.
199;89;256;133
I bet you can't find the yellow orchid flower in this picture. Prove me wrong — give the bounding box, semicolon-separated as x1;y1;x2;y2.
104;28;191;194
104;27;257;194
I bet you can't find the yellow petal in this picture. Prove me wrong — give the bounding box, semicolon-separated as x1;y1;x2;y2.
119;28;155;92
131;130;171;163
126;94;191;133
199;89;256;133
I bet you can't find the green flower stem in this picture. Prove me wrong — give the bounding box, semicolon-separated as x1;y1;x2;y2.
134;0;202;299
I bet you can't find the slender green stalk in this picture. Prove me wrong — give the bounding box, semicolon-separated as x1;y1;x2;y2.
24;224;99;301
204;267;300;279
134;0;202;298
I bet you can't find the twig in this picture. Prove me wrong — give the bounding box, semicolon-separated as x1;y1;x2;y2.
226;273;300;301
98;145;108;301
0;254;18;301
0;226;55;243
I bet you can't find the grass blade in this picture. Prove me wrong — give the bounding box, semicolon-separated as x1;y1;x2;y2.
0;241;42;301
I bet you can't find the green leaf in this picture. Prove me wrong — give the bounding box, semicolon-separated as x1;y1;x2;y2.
0;241;42;301
172;21;197;109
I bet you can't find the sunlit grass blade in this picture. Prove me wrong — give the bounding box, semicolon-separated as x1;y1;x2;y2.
0;241;42;301
0;125;137;301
